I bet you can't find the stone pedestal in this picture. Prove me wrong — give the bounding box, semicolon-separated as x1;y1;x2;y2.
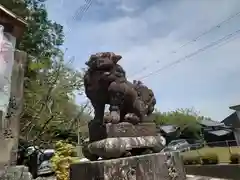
70;152;186;180
88;135;164;158
88;121;157;142
84;122;165;160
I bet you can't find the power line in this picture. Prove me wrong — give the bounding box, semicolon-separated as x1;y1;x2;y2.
128;10;240;78
64;0;93;36
58;0;93;74
137;29;240;80
207;33;240;53
72;6;86;21
72;0;92;21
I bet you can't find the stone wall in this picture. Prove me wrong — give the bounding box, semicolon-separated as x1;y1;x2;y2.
70;152;186;180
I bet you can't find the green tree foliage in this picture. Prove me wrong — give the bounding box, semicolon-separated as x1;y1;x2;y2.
153;108;202;139
20;53;91;144
1;0;64;58
1;0;64;86
0;0;91;145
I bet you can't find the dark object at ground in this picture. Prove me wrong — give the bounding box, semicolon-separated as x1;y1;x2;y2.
26;151;38;179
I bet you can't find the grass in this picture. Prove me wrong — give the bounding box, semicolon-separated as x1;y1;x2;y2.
181;147;240;163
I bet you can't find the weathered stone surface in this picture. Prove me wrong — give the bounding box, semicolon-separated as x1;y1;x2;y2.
0;165;32;180
35;176;56;180
0;50;26;174
88;120;107;142
88;135;164;158
89;121;157;142
106;122;157;137
70;152;186;180
84;52;156;126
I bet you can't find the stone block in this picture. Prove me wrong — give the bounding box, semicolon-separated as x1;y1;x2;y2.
70;152;186;180
89;121;157;142
106;122;157;137
0;165;32;180
88;135;164;159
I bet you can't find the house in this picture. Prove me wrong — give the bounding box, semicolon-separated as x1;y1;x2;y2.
198;118;235;146
158;118;235;146
199;118;225;128
157;125;181;144
221;105;240;146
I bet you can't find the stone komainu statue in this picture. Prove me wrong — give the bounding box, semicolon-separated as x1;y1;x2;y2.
83;52;156;124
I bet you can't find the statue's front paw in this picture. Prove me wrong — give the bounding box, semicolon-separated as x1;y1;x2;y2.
124;113;140;124
103;115;112;123
110;111;120;123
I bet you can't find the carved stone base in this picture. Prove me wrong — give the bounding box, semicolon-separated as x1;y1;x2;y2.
0;166;32;180
87;135;164;159
70;152;186;180
88;121;157;142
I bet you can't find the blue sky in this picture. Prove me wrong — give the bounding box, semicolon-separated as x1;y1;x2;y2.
46;0;240;121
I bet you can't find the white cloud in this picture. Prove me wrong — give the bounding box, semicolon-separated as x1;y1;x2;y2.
46;0;240;120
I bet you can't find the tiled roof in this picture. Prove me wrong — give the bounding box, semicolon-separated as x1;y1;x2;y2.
158;125;179;134
221;112;240;128
208;129;232;136
199;119;224;127
229;104;240;110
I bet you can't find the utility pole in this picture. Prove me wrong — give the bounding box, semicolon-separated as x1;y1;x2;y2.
76;102;89;157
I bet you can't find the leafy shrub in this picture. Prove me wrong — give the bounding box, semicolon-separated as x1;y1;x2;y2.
201;153;219;165
230;153;240;164
51;141;79;180
182;156;201;165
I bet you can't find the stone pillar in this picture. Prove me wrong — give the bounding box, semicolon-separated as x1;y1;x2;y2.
8;50;26;165
0;50;26;174
233;111;240;145
70;152;186;180
233;128;240;146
